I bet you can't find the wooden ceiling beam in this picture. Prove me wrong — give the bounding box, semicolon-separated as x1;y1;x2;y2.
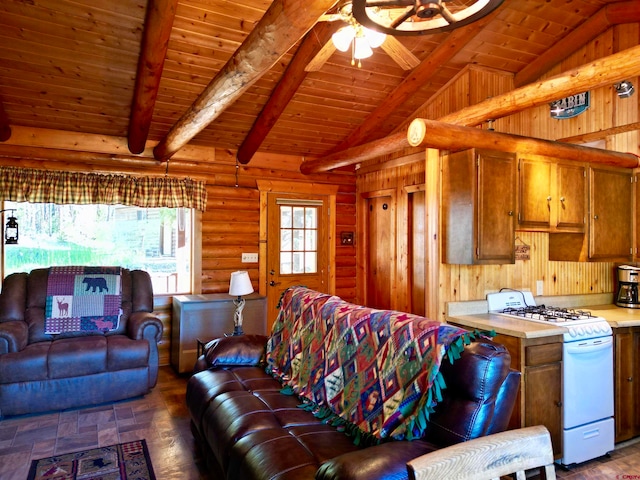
0;96;11;142
236;21;339;165
514;0;640;87
406;118;640;168
302;44;640;173
127;0;178;154
153;0;339;162
329;11;498;152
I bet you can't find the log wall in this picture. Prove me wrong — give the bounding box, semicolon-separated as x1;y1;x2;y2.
0;137;356;366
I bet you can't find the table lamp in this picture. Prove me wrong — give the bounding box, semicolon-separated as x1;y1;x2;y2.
228;271;254;335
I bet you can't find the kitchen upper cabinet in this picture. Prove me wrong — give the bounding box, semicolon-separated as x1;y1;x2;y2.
442;149;516;265
517;155;586;232
589;166;633;261
613;327;640;442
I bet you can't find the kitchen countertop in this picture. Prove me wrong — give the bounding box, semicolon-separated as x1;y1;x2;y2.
446;296;640;338
446;312;567;339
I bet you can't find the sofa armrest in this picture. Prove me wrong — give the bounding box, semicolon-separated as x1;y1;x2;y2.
316;440;435;480
0;320;29;354
127;311;163;342
201;335;268;369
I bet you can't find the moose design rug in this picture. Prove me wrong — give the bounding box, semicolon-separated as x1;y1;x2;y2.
27;439;156;480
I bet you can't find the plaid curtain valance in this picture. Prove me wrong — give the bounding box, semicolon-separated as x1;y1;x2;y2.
0;167;207;211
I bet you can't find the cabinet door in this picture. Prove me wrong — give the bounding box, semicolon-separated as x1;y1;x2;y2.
525;362;562;456
556;163;586;231
476;150;516;263
518;157;552;229
589;167;632;260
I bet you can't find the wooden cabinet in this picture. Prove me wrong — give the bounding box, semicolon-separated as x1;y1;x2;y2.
171;293;267;374
493;334;563;459
613;326;640;442
442;149;516;265
518;156;586;232
589;166;633;261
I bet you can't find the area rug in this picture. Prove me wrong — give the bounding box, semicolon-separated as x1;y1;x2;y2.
27;439;156;480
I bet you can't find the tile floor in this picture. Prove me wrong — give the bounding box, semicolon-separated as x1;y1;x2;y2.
1;366;639;479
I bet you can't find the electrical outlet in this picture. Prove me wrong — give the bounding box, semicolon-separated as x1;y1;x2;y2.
242;253;258;263
536;280;544;296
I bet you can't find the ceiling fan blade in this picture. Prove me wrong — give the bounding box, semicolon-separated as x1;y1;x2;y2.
380;36;420;70
305;40;338;72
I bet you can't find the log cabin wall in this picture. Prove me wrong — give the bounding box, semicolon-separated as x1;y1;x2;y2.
356;25;639;321
0;138;356;365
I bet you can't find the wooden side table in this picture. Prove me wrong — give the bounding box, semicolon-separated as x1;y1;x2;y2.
171;293;267;374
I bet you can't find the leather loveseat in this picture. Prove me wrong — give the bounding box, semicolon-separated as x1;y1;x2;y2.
186;287;520;480
0;267;163;418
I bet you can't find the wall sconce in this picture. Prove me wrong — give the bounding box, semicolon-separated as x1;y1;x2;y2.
615;81;635;98
1;209;18;245
228;270;254;336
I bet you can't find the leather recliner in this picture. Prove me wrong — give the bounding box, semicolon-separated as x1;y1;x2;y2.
0;267;163;418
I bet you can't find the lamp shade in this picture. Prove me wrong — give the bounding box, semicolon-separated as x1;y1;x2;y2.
332;26;355;52
229;271;254;297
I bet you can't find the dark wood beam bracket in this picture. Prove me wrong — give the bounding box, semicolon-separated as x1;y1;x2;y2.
0;97;11;142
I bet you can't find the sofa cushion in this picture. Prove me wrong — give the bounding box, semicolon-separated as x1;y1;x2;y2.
48;336;107;378
107;334;149;370
0;341;50;383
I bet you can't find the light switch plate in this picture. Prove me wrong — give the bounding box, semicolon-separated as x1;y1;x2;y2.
536;280;544;296
242;253;258;263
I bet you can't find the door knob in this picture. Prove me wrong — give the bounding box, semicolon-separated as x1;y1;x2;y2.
269;280;281;287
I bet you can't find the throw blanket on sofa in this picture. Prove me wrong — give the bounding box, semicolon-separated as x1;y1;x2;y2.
45;266;123;334
266;286;477;443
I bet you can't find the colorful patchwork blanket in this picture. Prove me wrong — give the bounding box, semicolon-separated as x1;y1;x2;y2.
266;287;478;443
45;266;123;334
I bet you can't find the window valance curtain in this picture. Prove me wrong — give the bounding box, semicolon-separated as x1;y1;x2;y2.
0;166;207;211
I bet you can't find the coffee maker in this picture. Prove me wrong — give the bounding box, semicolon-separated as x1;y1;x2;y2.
616;265;640;308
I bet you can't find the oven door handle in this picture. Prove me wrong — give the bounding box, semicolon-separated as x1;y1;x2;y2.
565;339;612;354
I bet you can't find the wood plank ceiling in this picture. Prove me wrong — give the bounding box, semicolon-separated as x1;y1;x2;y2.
0;0;637;167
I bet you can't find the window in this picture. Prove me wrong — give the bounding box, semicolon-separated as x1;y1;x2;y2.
2;202;192;294
279;205;318;274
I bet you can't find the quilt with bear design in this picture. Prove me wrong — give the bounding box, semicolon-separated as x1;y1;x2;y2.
265;286;474;442
44;266;123;334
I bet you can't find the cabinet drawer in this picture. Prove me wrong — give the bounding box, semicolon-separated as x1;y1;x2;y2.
526;343;562;366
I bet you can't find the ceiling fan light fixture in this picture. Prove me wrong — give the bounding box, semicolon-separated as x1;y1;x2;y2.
353;35;373;60
363;26;386;48
332;26;356;52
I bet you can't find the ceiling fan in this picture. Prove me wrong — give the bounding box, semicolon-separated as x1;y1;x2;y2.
305;2;421;72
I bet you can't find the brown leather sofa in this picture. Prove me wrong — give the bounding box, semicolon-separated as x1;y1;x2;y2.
0;267;163;418
187;331;520;479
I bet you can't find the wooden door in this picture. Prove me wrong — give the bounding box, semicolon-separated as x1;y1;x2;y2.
265;194;330;330
408;188;425;316
365;192;394;310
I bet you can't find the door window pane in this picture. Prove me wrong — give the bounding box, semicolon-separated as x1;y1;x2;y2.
279;205;318;274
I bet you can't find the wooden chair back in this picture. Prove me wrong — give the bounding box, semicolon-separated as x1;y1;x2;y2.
407;425;556;480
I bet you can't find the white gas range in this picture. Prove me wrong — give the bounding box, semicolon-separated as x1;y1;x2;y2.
487;290;614;467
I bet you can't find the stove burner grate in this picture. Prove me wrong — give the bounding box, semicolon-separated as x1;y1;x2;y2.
501;305;594;322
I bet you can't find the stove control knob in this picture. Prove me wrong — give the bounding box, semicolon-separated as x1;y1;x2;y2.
586;326;593;334
577;327;585;336
569;328;577;338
